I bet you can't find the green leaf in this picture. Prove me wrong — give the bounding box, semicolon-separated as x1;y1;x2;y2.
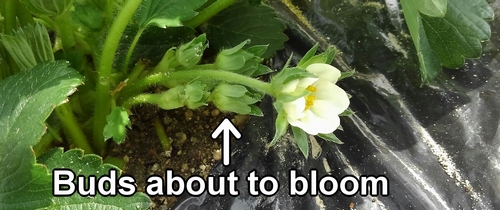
38;148;151;209
291;126;309;158
203;2;288;58
0;61;82;209
401;0;493;83
72;3;105;32
5;24;52;69
1;33;36;70
318;133;344;144
115;26;196;71
103;107;131;144
419;0;447;17
20;0;73;16
136;0;206;29
1;24;54;70
421;0;492;68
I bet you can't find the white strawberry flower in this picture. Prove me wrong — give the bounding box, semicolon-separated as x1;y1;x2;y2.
281;63;350;135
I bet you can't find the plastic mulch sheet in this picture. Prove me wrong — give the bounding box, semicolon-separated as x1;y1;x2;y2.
172;0;500;209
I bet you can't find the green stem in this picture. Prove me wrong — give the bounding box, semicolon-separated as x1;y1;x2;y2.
122;28;145;72
14;0;34;26
55;11;76;51
152;117;171;150
118;69;274;104
33;132;55;158
93;0;143;152
4;0;17;34
184;0;238;28
55;103;95;154
127;59;147;84
122;94;151;110
105;0;115;25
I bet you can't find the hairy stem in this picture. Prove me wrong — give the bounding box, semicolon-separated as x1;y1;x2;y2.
122;28;145;72
93;0;143;153
153;117;171;150
55;104;95;154
118;69;274;104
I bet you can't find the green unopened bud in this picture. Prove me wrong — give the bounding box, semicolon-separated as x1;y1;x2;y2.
176;34;208;68
214;41;273;77
215;40;254;71
21;0;73;16
151;86;185;110
184;81;209;109
146;82;209;110
209;83;262;116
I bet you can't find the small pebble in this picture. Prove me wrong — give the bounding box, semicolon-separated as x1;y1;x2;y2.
151;163;159;172
212;149;221;161
211;109;220;117
185;109;193;121
123;155;130;163
182;163;189;171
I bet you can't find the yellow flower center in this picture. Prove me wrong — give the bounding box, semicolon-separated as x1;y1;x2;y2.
304;86;317;110
306;85;317;92
305;95;316;109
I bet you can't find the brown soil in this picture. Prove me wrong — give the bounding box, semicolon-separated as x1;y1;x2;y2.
109;104;248;209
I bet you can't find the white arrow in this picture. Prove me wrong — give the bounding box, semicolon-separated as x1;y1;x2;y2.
211;118;241;166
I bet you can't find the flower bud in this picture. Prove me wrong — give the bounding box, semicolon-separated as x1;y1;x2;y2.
151;86;185;110
184;81;209;109
175;34;208;68
215;40;254;71
209;83;262;116
214;40;273;76
147;82;209;110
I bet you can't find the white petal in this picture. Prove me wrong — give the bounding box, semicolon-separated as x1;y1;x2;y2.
288;110;340;135
296;77;318;89
309;100;338;117
287;112;319;135
306;63;341;83
312;82;350;114
283;98;306;120
281;79;300;93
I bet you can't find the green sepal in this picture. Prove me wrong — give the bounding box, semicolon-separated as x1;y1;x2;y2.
268;105;289;147
270;67;317;95
339;109;355;116
339;71;355;81
292;126;309;158
318;133;344;144
297;45;336;69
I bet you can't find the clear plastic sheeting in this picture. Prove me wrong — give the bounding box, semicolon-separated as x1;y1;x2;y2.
172;0;500;209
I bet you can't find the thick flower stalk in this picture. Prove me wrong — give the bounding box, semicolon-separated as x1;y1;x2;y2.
280;63;350;135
